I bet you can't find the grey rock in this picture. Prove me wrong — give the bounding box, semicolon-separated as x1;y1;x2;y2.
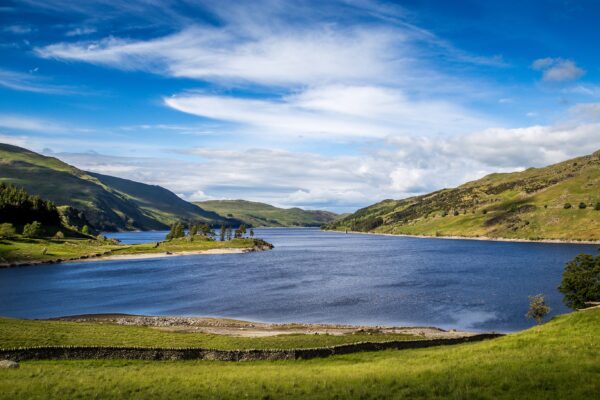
0;360;19;369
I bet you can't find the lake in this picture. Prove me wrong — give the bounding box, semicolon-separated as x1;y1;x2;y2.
0;228;595;332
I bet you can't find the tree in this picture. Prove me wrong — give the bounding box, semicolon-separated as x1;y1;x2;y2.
526;294;550;324
220;224;226;241
578;202;587;209
0;223;16;238
558;253;600;309
81;225;90;235
564;203;572;209
226;226;232;241
249;228;254;238
23;221;43;238
189;224;199;236
166;222;185;240
235;224;247;238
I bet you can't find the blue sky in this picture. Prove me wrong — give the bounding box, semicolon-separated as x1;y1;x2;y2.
1;0;600;212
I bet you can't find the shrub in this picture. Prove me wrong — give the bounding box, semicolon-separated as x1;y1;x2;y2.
23;221;42;238
558;253;600;309
563;203;572;209
578;202;587;209
482;209;488;214
0;223;16;238
53;231;65;239
595;202;600;211
526;294;550;324
81;225;90;235
453;210;459;216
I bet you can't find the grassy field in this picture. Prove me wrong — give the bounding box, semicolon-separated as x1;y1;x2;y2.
0;309;597;399
0;236;267;265
196;199;337;227
326;150;600;241
0;317;418;350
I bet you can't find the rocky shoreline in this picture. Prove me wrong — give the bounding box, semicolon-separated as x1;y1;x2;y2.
51;314;488;339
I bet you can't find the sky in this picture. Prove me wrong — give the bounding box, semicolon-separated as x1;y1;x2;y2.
1;0;600;212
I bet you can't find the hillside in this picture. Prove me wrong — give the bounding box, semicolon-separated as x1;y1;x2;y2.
195;199;337;227
325;150;600;241
0;144;238;231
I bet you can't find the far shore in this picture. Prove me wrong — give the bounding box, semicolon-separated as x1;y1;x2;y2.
323;229;600;245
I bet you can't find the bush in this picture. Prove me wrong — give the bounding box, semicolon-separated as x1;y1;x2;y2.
525;294;550;324
23;221;43;238
558;253;600;309
595;202;600;211
0;223;16;238
81;225;90;235
563;203;572;209
53;231;65;239
453;210;459;216
578;202;587;209
482;209;488;214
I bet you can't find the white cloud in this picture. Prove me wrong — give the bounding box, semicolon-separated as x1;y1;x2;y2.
65;27;97;37
50;121;600;212
0;114;66;132
0;133;29;146
3;25;32;34
0;68;76;94
532;58;585;82
164;85;494;138
36;26;410;87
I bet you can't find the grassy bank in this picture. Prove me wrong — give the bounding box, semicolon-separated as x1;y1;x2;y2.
0;317;418;350
0;236;270;266
0;309;598;399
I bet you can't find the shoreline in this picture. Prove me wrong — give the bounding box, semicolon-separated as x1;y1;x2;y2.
48;313;495;339
323;229;600;245
0;245;271;269
77;247;251;263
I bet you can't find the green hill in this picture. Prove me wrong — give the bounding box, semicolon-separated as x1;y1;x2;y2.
0;144;239;231
195;200;337;227
325;150;600;241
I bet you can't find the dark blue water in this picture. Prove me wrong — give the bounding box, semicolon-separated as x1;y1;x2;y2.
0;228;595;332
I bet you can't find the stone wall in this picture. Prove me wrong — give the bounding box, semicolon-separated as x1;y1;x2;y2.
0;333;502;362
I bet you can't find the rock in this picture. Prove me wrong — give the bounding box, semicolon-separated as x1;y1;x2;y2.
0;360;19;369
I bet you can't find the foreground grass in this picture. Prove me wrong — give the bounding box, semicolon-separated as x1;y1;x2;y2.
0;236;266;265
0;317;418;350
0;309;598;399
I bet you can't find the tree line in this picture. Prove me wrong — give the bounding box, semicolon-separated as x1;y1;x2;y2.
166;222;254;241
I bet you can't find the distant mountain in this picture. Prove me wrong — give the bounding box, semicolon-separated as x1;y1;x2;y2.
195;199;337;227
0;144;239;231
325;150;600;241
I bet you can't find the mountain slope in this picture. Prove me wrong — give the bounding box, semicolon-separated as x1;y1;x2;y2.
195;200;337;227
325;150;600;241
0;144;238;231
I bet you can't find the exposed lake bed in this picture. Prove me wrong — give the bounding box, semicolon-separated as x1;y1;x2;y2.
0;228;595;332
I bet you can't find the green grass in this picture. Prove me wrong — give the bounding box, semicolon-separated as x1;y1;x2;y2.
0;236;267;265
0;317;418;350
196;199;337;227
0;309;598;399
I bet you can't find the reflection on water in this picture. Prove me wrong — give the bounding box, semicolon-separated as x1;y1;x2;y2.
0;228;595;332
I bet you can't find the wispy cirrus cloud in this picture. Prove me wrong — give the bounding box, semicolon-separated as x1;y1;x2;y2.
164;85;495;139
0;68;77;94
